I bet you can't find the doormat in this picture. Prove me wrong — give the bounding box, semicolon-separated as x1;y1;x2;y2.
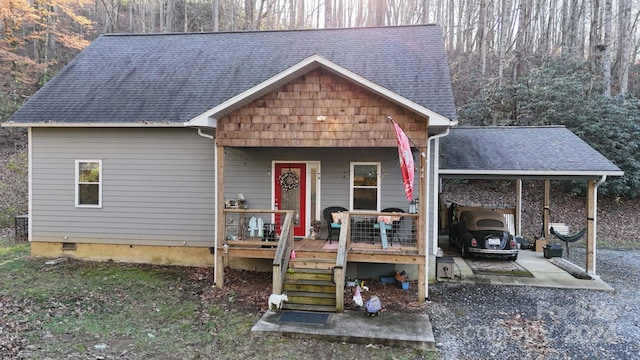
322;241;339;250
465;259;533;277
278;311;330;325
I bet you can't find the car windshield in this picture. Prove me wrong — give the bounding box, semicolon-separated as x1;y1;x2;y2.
476;219;504;228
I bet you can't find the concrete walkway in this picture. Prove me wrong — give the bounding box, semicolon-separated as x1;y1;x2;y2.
252;309;435;350
252;248;614;350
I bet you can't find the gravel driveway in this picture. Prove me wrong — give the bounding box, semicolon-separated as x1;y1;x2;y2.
426;248;640;359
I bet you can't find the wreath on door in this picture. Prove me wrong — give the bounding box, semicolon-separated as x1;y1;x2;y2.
278;171;299;192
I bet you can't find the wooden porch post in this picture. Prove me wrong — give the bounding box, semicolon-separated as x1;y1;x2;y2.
418;146;427;302
215;145;225;288
586;179;597;274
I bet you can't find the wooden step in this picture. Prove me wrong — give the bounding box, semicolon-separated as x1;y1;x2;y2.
281;254;338;312
285;268;333;282
282;303;337;312
284;279;335;293
293;250;336;260
289;258;335;270
286;291;336;306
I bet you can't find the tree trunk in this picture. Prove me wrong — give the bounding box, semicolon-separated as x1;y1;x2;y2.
297;0;304;28
325;0;332;28
498;0;508;86
566;0;580;57
456;0;465;52
244;0;254;30
212;0;219;31
618;0;632;95
515;0;528;80
479;0;487;78
183;2;187;32
422;0;429;24
589;0;600;70
354;0;364;27
289;0;296;28
602;0;612;96
447;0;454;51
375;0;385;26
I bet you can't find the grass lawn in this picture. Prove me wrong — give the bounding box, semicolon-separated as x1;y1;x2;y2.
0;237;437;359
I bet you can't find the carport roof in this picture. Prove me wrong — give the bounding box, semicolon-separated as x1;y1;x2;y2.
439;126;623;179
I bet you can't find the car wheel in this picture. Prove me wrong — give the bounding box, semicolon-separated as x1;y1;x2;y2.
508;254;518;261
461;245;472;259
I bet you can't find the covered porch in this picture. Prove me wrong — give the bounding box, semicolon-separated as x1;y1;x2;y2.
217;208;423;312
188;60;457;311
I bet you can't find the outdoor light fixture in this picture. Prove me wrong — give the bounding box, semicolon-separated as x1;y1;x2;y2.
316;115;326;121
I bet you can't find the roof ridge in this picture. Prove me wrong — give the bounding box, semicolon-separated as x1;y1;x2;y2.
102;24;439;37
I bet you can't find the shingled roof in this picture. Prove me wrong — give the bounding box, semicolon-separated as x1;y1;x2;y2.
6;25;456;126
439;126;623;179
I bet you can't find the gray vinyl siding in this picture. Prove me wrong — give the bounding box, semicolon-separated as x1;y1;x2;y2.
224;147;413;213
31;128;215;247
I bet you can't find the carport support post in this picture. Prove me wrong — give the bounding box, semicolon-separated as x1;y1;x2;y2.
543;179;551;241
215;145;225;288
515;179;522;236
418;145;427;303
586;179;596;274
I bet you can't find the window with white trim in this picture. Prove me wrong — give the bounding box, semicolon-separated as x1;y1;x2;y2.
350;162;380;211
75;160;102;207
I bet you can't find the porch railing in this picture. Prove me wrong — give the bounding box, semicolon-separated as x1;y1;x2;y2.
346;211;419;249
221;209;294;294
333;212;351;312
272;210;295;294
333;210;419;312
222;208;419;311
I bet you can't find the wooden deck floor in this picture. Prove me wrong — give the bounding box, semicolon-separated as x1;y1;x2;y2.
223;237;421;264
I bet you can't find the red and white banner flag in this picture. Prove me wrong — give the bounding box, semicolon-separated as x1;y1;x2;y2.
392;120;414;201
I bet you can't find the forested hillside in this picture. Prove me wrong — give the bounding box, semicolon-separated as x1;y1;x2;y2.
2;1;640;240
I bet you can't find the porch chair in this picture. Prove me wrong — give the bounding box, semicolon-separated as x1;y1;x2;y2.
323;206;348;244
373;208;405;246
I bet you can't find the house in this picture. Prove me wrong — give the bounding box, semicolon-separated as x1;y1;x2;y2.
4;25;457;308
3;25;622;311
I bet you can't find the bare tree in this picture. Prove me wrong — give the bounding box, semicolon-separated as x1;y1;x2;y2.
296;0;304;28
618;0;632;95
479;0;487;78
589;0;601;70
212;0;219;31
602;0;612;96
497;0;508;85
99;0;121;33
325;0;333;28
244;0;255;30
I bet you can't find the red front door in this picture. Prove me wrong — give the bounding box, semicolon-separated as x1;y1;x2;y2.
274;163;306;237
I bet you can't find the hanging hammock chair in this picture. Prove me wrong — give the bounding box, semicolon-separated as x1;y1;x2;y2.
550;227;587;243
542;209;587;256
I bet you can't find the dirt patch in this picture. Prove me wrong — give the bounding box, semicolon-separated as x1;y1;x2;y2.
198;267;426;315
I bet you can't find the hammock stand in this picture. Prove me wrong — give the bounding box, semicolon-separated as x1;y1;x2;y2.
550;226;587;256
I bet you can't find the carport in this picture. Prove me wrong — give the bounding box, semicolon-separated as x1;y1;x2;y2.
438;126;623;275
